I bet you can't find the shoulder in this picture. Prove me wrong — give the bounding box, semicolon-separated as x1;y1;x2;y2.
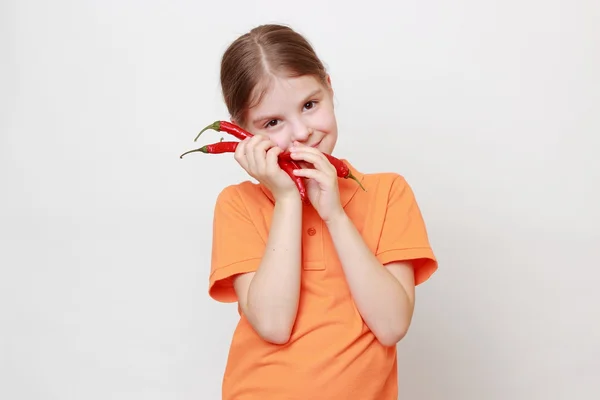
214;180;268;211
365;171;407;184
361;170;412;200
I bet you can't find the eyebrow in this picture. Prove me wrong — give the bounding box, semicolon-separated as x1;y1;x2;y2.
302;88;323;103
252;88;324;125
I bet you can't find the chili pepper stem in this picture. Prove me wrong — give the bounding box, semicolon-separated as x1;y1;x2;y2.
347;171;366;191
179;146;208;158
194;121;221;142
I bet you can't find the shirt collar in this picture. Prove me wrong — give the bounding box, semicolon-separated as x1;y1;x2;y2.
259;159;365;208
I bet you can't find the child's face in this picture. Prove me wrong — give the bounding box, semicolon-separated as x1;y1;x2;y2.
240;74;338;154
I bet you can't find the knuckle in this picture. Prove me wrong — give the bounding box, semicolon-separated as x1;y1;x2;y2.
268;146;280;155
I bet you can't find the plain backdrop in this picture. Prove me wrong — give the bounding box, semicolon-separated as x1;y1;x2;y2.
1;0;599;399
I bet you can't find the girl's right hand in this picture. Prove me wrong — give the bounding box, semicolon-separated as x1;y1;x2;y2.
234;135;300;202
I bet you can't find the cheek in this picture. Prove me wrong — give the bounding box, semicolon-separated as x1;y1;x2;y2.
270;134;290;150
253;130;287;149
314;108;337;133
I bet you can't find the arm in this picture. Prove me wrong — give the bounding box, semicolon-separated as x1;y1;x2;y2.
287;144;435;347
325;212;415;347
233;196;303;344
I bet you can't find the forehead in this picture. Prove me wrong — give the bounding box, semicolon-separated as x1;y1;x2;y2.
248;74;324;115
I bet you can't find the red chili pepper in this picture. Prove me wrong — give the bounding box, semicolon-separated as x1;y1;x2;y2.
195;120;252;142
179;141;238;158
279;160;309;204
194;121;366;191
180;141;310;204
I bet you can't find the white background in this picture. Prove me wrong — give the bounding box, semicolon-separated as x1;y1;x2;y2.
2;0;599;399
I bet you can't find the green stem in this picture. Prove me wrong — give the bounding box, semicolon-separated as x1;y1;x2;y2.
194;121;221;142
179;146;207;158
347;171;366;191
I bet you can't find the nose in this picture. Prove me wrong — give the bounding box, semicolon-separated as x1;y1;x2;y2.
292;124;313;143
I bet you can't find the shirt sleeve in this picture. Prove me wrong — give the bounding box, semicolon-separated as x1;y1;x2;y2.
375;175;438;285
209;185;266;302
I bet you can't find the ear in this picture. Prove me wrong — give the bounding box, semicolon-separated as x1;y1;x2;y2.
324;75;334;99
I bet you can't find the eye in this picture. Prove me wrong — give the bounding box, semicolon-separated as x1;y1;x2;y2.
303;100;317;110
265;119;279;128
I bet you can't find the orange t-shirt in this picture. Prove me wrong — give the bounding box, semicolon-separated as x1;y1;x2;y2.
209;160;437;399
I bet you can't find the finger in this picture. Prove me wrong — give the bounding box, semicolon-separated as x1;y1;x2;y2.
245;136;263;174
234;138;250;170
291;142;331;162
253;137;273;174
290;150;335;174
265;146;283;174
292;167;330;184
292;141;327;155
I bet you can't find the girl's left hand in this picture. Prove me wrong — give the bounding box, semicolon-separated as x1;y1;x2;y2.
290;141;345;223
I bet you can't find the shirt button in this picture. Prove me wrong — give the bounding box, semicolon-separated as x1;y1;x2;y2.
307;227;316;236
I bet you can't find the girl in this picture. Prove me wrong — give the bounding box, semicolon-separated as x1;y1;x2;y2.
207;24;437;399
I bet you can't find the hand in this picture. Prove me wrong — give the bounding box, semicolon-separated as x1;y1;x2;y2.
234;135;300;203
289;141;344;222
